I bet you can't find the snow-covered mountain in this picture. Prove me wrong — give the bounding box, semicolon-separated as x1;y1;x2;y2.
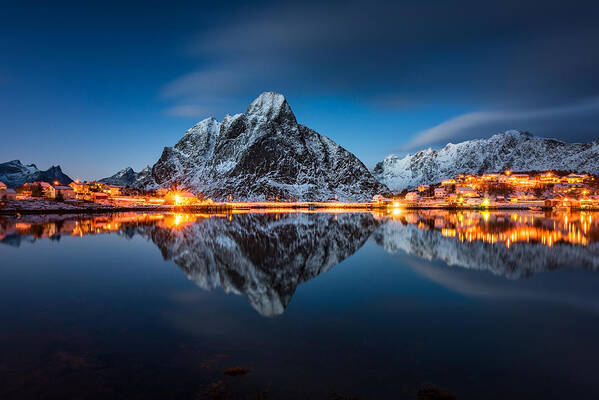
99;166;152;187
150;92;388;201
373;130;599;191
0;160;73;188
144;212;380;316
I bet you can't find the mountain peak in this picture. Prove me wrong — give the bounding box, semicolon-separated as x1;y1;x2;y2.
246;92;295;123
100;167;138;186
492;129;533;139
150;91;387;201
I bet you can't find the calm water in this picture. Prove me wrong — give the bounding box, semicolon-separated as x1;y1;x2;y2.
1;210;599;399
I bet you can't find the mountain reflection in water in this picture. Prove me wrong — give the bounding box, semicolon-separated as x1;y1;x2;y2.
148;212;379;316
377;210;599;278
1;209;599;314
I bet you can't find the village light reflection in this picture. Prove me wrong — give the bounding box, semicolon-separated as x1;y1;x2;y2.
2;210;599;250
378;209;599;248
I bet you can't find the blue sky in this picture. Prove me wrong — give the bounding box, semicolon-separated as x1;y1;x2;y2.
1;0;599;179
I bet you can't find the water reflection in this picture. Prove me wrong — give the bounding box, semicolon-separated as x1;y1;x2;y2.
375;210;599;278
0;211;379;316
2;210;599;312
378;209;597;247
146;212;379;316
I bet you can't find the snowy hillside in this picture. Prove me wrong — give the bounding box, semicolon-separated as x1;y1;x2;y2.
373;130;599;191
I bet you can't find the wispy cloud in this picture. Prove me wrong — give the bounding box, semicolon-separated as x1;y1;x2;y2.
165;104;216;117
161;68;244;99
402;97;599;151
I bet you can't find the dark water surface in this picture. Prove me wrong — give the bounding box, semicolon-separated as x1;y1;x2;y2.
1;210;599;399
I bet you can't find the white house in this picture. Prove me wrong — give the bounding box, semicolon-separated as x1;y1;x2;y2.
434;187;446;198
405;192;419;202
36;182;54;198
0;188;16;201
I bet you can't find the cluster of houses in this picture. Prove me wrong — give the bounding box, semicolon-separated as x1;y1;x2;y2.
4;170;599;211
2;180;160;204
1;179;205;207
66;180;170;203
385;171;599;209
16;181;78;200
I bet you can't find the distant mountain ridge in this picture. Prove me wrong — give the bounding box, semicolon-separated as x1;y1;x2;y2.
373;130;599;191
0;160;73;188
99;166;152;187
148;92;388;201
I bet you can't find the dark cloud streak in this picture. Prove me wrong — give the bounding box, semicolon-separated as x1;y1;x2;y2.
162;0;599;144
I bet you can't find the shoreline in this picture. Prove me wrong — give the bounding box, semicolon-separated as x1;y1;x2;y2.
2;203;599;215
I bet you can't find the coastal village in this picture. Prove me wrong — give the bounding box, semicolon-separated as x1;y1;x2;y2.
0;179;204;210
381;170;599;210
1;170;599;211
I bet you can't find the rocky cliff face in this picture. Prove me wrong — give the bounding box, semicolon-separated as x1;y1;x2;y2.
373;130;599;191
0;160;73;188
150;92;388;201
99;166;152;187
144;212;380;316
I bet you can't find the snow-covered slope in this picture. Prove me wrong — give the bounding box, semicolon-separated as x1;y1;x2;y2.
132;166;155;189
99;166;152;187
144;212;380;316
150;92;388;201
373;130;599;191
0;160;73;188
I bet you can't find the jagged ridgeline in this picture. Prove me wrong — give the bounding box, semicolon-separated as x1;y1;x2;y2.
0;160;73;188
146;92;388;201
374;130;599;191
99;166;153;187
